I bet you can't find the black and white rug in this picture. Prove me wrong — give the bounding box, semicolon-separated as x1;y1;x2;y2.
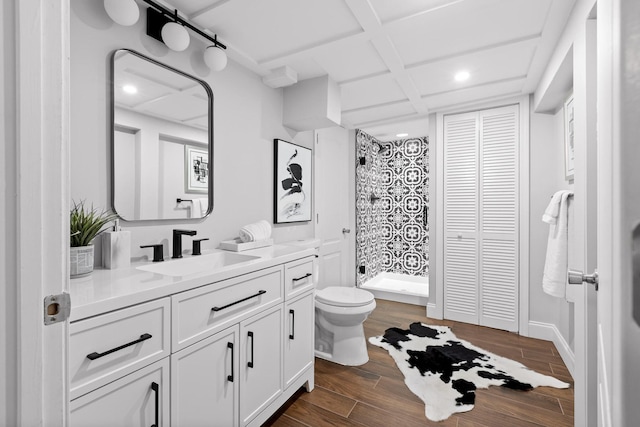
369;322;570;422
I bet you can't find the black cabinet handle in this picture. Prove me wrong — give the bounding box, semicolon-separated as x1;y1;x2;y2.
86;333;152;360
289;309;295;340
227;342;234;382
247;331;254;368
150;382;159;427
292;273;312;282
212;290;266;312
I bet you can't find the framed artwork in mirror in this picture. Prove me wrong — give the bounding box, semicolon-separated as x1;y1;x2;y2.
274;139;312;223
185;145;208;194
564;93;575;180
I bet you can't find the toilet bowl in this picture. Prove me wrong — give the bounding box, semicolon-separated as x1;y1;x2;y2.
314;286;376;366
285;238;377;366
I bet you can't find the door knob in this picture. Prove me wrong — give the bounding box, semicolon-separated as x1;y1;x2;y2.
568;269;599;290
342;228;351;234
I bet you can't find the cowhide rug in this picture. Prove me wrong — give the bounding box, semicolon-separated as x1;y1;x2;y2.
369;322;570;422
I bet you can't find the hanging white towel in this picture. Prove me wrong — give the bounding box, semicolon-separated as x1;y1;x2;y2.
195;198;208;216
542;190;573;298
239;220;272;243
190;199;202;218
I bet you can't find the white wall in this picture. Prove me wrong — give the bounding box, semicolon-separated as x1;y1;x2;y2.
1;0;18;424
529;108;574;349
70;1;314;262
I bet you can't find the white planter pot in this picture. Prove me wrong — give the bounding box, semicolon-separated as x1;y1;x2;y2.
70;245;94;278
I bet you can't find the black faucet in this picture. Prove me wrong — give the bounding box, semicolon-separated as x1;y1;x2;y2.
172;229;197;259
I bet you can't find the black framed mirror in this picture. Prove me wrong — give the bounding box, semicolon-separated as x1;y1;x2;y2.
111;49;213;221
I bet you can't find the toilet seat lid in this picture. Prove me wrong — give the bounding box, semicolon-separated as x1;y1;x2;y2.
316;286;375;307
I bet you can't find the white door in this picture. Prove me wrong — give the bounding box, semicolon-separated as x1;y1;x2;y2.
315;127;352;287
442;106;520;332
13;0;70;425
596;0;640;425
567;17;598;427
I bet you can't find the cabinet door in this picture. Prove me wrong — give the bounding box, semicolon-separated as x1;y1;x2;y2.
171;326;239;427
284;292;314;389
240;305;283;426
70;358;169;427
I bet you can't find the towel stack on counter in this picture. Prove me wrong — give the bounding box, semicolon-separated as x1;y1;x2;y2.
239;220;272;243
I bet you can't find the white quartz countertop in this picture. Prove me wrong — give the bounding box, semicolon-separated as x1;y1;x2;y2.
69;244;315;322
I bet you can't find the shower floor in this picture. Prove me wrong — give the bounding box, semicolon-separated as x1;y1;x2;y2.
361;272;429;306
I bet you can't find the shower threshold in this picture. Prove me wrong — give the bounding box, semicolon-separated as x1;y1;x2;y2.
361;272;428;306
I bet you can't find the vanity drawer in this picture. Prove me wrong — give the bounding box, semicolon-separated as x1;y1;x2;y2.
172;265;283;351
284;257;315;299
70;298;170;400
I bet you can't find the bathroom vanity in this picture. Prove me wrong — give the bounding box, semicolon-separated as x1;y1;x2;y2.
68;244;315;427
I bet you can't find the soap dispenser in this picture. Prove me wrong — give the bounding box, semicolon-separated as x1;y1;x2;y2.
102;219;131;269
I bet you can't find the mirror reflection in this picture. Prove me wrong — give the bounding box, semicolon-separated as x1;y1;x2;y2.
112;49;212;221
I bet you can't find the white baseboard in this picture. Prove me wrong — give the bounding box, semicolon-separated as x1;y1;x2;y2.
426;303;442;319
527;321;575;378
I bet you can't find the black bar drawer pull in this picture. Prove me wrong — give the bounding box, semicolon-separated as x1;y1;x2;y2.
212;290;266;312
227;342;234;382
292;273;312;282
289;309;295;340
86;333;153;360
247;331;254;368
151;381;159;427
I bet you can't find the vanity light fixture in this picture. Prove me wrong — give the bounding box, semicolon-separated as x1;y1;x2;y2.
203;40;228;71
161;19;190;51
143;0;228;70
396;133;409;138
103;0;140;26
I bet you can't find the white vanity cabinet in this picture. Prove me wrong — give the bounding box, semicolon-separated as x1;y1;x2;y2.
69;251;315;427
70;358;170;427
239;305;283;425
284;292;314;389
69;298;171;427
171;325;239;426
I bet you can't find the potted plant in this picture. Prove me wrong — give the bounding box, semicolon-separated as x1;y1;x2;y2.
70;200;117;278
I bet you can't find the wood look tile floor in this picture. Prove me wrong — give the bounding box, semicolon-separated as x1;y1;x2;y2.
264;299;574;427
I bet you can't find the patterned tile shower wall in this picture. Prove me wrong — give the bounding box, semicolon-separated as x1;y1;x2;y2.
356;129;429;287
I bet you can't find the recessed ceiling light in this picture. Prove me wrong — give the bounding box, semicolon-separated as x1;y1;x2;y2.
122;84;137;94
396;133;408;138
454;71;470;82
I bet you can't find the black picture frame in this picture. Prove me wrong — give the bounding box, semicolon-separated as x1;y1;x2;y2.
274;138;312;223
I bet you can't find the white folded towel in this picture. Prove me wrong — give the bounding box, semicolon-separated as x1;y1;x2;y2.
542;190;573;298
239;220;272;243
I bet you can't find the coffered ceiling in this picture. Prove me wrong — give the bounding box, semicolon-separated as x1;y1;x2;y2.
162;0;576;140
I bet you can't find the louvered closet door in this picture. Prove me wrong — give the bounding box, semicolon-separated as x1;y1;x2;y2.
443;112;479;325
443;105;519;332
479;106;519;332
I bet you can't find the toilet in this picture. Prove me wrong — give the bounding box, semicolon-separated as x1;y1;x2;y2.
288;238;376;366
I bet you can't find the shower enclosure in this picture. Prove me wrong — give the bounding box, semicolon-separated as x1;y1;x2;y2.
355;129;429;305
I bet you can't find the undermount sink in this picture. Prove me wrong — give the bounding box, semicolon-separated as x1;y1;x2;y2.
136;251;260;277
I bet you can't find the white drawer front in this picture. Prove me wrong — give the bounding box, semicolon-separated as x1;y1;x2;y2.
284;258;315;299
70;298;170;400
172;266;283;352
70;358;170;427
